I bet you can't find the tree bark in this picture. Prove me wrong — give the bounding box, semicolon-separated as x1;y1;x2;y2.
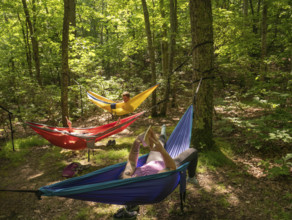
161;0;177;116
260;0;268;73
69;0;76;36
159;0;169;113
170;0;178;108
243;0;248;16
141;0;157;117
21;0;42;86
17;12;33;77
189;0;214;150
61;0;71;126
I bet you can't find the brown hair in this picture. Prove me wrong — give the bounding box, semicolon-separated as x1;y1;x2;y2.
122;91;130;98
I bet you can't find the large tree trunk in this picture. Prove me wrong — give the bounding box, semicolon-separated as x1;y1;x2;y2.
21;0;42;86
69;0;76;37
61;0;71;126
161;0;177;116
141;0;157;117
189;0;214;150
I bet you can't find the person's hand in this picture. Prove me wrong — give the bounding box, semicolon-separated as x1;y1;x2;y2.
66;116;73;132
66;116;72;126
148;136;163;152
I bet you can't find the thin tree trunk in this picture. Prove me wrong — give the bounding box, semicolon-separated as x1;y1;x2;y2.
249;0;257;34
171;0;178;108
21;0;42;86
159;0;168;83
61;0;71;126
17;12;33;77
189;0;214;150
159;0;169;115
141;0;157;117
243;0;248;16
260;0;268;74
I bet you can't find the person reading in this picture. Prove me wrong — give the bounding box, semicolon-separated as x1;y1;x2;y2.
114;125;198;219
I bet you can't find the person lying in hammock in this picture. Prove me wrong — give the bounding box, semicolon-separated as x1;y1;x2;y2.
120;91;134;113
65;116;120;137
114;125;198;219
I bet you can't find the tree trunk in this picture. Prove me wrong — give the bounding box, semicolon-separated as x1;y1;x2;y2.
170;0;178;108
21;0;42;86
61;0;71;126
243;0;248;16
69;0;76;36
161;0;177;116
159;0;169;113
260;0;268;73
141;0;157;117
189;0;214;150
17;12;33;77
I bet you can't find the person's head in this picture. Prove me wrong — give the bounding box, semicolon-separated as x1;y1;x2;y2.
122;91;130;103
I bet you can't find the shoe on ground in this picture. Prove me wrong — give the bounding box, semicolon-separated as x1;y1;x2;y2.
126;205;140;212
113;208;137;219
106;140;112;146
187;176;199;185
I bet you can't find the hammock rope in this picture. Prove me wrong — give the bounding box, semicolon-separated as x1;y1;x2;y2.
143;76;209;114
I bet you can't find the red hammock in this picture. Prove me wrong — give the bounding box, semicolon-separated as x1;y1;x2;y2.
27;112;144;150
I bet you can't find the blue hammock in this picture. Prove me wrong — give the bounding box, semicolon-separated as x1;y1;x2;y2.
39;105;193;205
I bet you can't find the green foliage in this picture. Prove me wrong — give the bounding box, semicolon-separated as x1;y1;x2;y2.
260;153;292;179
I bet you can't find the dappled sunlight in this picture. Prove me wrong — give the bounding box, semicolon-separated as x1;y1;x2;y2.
27;172;44;181
193;172;241;207
234;157;266;178
198;173;238;203
92;204;120;216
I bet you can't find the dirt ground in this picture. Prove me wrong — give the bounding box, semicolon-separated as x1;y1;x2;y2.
0;108;291;220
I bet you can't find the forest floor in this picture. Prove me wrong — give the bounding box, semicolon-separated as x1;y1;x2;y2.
0;101;291;220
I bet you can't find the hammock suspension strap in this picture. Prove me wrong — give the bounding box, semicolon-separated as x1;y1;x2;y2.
0;189;43;200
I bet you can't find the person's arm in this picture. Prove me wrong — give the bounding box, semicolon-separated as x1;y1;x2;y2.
66;116;73;133
149;136;176;172
122;138;141;179
115;117;121;126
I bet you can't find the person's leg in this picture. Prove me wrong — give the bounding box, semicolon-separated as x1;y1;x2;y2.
174;148;198;178
159;124;167;144
146;125;167;163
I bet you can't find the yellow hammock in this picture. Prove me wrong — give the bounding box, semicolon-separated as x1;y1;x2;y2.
87;84;159;115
